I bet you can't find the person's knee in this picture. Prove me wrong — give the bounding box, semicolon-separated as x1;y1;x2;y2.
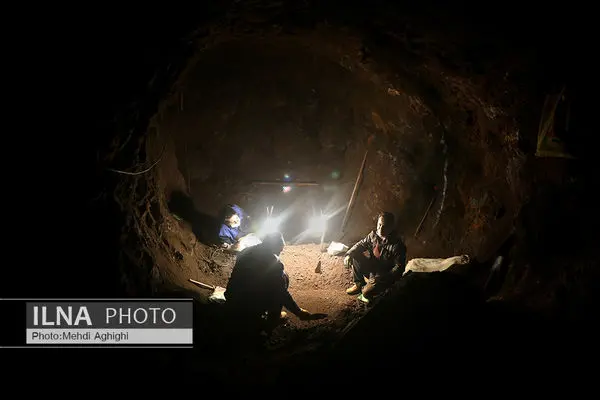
349;255;365;270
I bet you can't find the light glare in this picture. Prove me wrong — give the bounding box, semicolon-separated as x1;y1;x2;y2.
259;216;282;236
307;215;327;233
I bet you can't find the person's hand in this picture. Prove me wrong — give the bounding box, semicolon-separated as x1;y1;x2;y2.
296;308;327;321
297;308;312;320
343;255;353;269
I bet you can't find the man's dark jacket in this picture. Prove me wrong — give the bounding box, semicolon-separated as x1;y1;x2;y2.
225;243;300;314
346;230;407;275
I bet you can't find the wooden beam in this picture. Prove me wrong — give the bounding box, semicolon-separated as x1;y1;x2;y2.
341;149;369;233
251;180;320;186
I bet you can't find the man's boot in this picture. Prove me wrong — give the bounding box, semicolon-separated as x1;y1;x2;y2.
362;280;378;299
362;273;388;300
346;282;363;295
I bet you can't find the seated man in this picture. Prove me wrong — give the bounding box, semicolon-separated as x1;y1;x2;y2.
344;211;407;300
224;232;316;334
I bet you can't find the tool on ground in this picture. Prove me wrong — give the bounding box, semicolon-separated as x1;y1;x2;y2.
188;279;226;303
189;278;215;290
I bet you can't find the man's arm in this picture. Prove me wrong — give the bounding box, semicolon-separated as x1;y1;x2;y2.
281;290;302;315
275;268;324;321
346;232;374;258
218;224;236;246
267;262;303;315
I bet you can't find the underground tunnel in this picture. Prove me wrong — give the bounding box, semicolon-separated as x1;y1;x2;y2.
12;0;600;387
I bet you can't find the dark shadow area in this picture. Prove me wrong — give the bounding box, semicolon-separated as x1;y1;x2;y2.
519;179;599;262
168;191;221;246
329;272;487;358
482;233;517;297
306;271;600;378
554;79;596;164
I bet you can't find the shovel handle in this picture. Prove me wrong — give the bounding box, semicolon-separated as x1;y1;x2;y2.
188;279;215;290
414;193;437;237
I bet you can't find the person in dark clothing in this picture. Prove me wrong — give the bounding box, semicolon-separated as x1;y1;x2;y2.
344;211;407;300
224;232;314;333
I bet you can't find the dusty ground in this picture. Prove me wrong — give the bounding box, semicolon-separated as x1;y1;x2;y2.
190;242;366;340
281;244;357;315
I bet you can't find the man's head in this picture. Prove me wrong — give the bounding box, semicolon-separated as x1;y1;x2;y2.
262;231;286;255
222;204;245;229
376;211;395;239
224;213;241;228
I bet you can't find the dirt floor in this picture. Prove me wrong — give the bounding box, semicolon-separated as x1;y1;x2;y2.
191;242;367;344
280;244;357;315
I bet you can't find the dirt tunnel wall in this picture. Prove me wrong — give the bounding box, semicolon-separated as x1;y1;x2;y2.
137;22;530;290
152;33;446;242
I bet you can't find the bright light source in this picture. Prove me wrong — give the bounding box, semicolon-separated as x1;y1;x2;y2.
237;234;262;251
282;185;292;193
307;214;328;233
258;216;282;236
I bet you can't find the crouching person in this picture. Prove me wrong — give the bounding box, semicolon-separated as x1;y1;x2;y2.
224;232;314;335
344;211;407;301
217;204;247;251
